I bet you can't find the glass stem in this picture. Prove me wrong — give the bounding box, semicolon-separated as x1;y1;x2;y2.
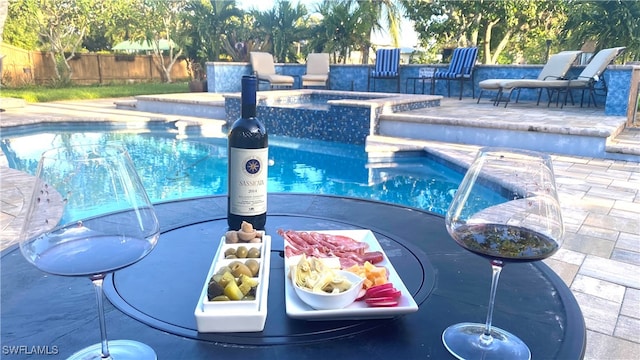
91;275;111;359
481;260;504;345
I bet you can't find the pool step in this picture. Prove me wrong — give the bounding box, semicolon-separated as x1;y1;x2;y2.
133;93;226;120
377;102;639;162
605;127;640;156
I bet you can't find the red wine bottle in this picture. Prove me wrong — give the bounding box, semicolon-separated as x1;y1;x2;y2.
227;75;268;230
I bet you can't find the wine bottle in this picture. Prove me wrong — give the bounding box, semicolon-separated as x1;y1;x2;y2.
227;75;268;230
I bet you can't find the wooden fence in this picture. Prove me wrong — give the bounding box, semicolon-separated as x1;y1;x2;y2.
0;43;190;86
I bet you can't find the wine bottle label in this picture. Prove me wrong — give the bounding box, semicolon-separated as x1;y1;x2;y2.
229;147;268;215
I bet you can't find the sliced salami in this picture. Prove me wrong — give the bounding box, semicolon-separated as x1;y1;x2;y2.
278;229;385;267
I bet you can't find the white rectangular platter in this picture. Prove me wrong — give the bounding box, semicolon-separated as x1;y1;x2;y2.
284;229;418;320
194;233;271;332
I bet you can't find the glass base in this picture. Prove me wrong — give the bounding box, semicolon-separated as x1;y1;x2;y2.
442;322;531;360
66;340;156;360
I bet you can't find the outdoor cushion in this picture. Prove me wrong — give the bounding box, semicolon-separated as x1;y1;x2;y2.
499;51;583;90
371;48;400;77
433;47;478;99
478;79;503;90
250;51;294;88
480;51;582;91
302;53;330;88
498;47;624;90
261;74;295;85
369;48;401;92
477;51;583;106
434;47;478;79
498;47;626;108
250;52;276;76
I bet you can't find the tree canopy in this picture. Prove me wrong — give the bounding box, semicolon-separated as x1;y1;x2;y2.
2;0;638;75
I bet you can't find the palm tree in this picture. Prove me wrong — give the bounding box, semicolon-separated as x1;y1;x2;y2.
309;0;362;63
355;0;404;64
182;0;243;79
252;1;308;63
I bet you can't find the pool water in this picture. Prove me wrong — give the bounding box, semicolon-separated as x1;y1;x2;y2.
0;124;505;216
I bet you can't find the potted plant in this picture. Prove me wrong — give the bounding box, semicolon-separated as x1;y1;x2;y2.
188;61;207;92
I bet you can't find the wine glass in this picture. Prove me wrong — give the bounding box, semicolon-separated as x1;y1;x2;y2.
443;147;564;360
19;143;160;360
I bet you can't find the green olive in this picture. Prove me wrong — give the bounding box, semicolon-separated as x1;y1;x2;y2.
224;248;236;258
244;259;260;276
230;262;253;278
236;246;248;258
211;295;230;301
247;247;260;258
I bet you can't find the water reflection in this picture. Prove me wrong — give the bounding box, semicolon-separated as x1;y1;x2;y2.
1;128;504;216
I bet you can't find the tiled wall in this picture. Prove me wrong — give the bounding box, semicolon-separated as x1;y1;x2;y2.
224;92;440;144
225;97;373;144
206;62;637;118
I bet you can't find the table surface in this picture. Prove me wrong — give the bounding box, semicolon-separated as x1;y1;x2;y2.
1;194;585;359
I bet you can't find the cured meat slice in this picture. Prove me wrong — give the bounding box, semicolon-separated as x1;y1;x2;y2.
278;229;384;267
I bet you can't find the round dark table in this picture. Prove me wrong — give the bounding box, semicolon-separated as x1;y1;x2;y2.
1;194;585;359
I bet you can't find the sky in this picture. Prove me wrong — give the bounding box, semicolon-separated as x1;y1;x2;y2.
236;0;420;48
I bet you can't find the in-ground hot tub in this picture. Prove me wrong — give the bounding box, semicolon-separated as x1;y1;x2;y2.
224;90;441;144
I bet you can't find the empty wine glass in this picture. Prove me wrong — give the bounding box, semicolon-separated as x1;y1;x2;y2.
443;147;564;360
19;143;160;360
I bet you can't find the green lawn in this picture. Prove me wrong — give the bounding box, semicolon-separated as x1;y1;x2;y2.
0;82;191;103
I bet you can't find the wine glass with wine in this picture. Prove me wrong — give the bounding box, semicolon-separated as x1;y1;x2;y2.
443;147;564;360
19;144;160;360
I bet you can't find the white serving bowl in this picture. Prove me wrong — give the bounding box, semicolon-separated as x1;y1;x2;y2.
292;269;365;310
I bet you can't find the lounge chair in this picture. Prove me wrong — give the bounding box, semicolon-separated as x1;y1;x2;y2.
368;48;401;92
433;47;478;100
249;51;295;89
552;46;626;108
478;50;582;106
301;53;330;89
498;47;625;108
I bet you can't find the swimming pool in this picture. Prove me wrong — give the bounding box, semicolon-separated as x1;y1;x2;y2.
0;122;505;216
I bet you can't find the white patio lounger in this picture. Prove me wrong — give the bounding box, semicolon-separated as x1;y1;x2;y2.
499;47;625;108
250;51;295;89
478;51;582;106
301;53;330;89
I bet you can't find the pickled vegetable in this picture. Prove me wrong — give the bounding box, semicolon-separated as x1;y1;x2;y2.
294;255;353;294
224;222;262;243
207;280;225;299
224;281;244;300
206;270;260;301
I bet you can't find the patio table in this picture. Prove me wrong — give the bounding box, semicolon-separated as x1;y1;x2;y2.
406;76;435;94
0;194;585;359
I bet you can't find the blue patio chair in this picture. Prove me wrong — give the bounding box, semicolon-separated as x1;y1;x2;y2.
434;47;478;100
368;48;401;92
